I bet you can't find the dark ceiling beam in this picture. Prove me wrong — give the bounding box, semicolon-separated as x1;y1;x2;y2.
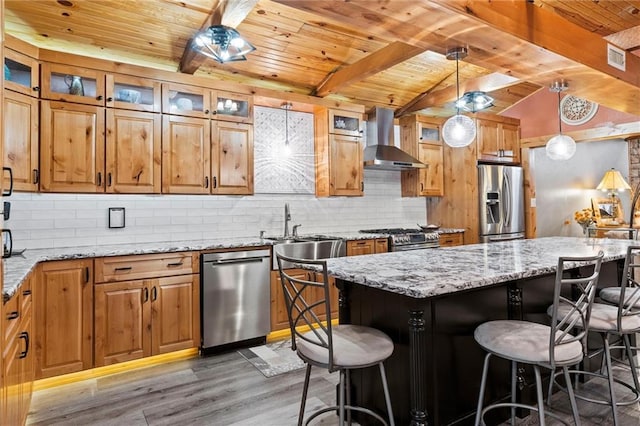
313;41;426;97
179;0;258;74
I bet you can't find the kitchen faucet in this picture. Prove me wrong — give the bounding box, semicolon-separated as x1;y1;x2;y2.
284;203;291;237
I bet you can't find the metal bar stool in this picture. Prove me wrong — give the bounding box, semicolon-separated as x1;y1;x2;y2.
551;245;640;425
474;252;604;426
276;252;395;426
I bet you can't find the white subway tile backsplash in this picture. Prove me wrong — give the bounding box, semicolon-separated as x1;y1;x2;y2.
7;170;426;248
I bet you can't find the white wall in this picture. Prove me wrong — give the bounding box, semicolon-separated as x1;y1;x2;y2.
6;170;427;249
534;139;630;237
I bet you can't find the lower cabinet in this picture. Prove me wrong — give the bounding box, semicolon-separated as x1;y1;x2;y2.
3;272;34;426
94;275;199;366
270;269;338;332
346;238;388;256
35;259;94;379
439;232;464;247
94;253;199;367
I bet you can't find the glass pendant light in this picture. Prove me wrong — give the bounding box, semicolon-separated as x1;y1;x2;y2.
442;47;476;148
545;81;576;161
193;25;256;63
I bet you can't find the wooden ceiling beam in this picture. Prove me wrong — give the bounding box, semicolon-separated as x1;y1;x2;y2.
427;0;640;88
400;72;521;116
313;41;426;97
179;0;258;75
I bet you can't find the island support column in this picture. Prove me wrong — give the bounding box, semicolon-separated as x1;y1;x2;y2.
409;309;429;425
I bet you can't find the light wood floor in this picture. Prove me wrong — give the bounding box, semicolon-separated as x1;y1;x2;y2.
27;347;640;425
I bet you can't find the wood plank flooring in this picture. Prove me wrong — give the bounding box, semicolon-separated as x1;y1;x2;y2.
27;344;640;425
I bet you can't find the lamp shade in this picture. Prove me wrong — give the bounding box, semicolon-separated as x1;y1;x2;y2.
455;91;494;113
193;25;256;63
597;168;631;192
442;114;476;148
545;134;576;161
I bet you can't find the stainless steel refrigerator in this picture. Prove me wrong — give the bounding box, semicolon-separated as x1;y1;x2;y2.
478;164;525;242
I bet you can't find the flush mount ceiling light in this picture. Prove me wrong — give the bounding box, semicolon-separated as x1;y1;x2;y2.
192;25;256;63
545;81;576;161
442;46;476;148
456;91;494;113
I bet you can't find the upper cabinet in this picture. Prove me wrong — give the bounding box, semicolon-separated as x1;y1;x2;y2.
106;73;161;113
41;63;105;106
211;90;253;123
400;115;444;197
4;90;39;191
162;83;253;123
476;115;521;164
211;121;253;194
4;48;39;97
314;107;364;197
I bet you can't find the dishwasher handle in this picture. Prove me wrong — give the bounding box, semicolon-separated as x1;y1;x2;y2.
205;256;267;266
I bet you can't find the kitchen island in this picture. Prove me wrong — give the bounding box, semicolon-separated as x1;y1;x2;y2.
324;237;636;425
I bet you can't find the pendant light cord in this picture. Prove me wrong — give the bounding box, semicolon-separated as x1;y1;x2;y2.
557;91;563;135
455;55;460;114
285;104;289;146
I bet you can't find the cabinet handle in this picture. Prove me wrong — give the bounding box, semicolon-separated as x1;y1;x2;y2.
33;169;39;184
32;86;40;92
361;181;364;191
97;172;102;187
421;183;424;192
114;266;133;272
18;332;29;359
84;266;90;284
213;176;217;188
151;286;157;301
205;176;209;188
167;262;183;267
3;167;13;196
22;289;31;296
107;172;112;187
6;311;19;320
143;287;149;303
107;97;113;102
97;95;103;101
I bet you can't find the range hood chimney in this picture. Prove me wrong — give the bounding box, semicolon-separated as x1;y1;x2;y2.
363;107;426;170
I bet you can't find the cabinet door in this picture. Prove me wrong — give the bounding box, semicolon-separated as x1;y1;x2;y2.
161;115;210;194
94;280;151;366
211;121;253;195
270;269;313;332
41;63;105;106
106;73;161;113
106;109;161;193
328;110;363;137
161;82;209;118
4;48;39;97
3;334;22;426
374;238;388;253
36;259;94;379
212;90;253;123
19;305;33;423
419;142;444;196
346;239;375;256
501;123;520;164
40;101;105;192
330;135;363;196
476;119;500;162
151;275;199;355
3;90;38;191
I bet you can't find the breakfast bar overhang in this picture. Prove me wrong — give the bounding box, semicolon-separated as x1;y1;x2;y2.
325;237;636;425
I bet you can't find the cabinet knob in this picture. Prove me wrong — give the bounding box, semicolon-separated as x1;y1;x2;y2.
97;95;103;101
7;311;19;320
205;109;211;115
32;86;40;92
107;97;113;102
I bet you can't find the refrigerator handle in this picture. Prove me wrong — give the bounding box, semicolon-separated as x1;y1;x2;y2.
503;171;511;227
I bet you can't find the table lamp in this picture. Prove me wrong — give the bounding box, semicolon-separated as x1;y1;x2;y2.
596;168;631;222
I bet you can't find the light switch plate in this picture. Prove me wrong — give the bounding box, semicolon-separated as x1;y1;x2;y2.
108;207;125;229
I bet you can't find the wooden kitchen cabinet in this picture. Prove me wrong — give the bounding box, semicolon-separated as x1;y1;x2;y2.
346;238;388;256
270;269;338;332
315;107;364;197
439;232;464;247
94;253;199;367
400;115;444;197
40;101;105;192
35;259;94;379
106;109;161;193
41;62;105;106
161;114;211;194
4;48;39;97
212;90;253;124
211;121;253;194
3;90;39;191
106;73;161;113
161;82;210;119
2;273;34;426
476;115;521;164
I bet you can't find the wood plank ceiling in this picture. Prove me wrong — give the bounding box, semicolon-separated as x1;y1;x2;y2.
4;0;640;117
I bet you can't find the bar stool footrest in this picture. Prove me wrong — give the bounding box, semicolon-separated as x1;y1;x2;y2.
304;404;390;425
479;402;573;426
552;369;640;407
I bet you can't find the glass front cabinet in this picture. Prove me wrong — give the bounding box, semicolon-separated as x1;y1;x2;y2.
4;48;40;97
41;62;105;106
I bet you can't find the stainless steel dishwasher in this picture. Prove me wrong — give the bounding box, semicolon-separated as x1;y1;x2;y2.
201;249;271;350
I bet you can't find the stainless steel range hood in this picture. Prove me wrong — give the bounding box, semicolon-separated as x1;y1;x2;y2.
363;107;426;171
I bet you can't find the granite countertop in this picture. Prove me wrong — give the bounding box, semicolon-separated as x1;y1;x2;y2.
1;231;387;301
323;236;634;299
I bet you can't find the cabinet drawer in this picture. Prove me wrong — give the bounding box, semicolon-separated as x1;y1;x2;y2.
95;252;193;283
439;233;464;247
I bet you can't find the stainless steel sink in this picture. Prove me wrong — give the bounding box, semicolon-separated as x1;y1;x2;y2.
271;237;345;269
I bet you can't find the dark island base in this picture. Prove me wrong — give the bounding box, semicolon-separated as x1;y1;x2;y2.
337;260;620;426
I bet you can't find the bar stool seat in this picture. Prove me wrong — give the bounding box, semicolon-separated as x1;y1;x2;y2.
556;302;640;332
600;286;640;308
